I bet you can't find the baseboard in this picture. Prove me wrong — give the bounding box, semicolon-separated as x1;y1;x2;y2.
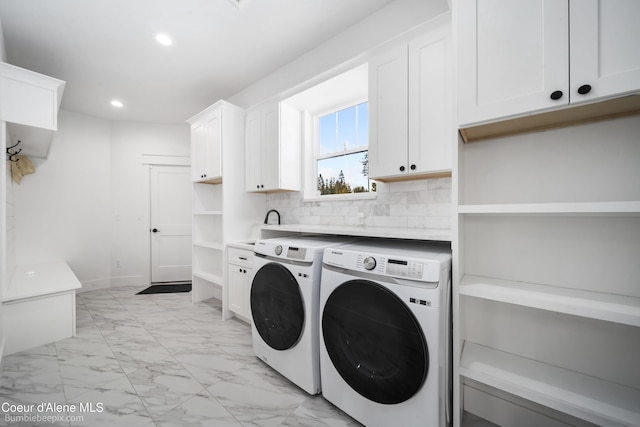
77;277;111;293
110;275;146;288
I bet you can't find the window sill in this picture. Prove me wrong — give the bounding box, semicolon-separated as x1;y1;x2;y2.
303;192;377;203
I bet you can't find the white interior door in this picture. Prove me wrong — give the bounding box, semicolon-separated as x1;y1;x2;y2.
150;165;192;283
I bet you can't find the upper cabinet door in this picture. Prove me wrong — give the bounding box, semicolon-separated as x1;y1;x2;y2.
191;122;207;181
245;109;263;192
260;103;281;191
204;110;222;180
458;0;569;126
408;28;451;174
368;44;409;179
189;104;222;183
569;0;640;105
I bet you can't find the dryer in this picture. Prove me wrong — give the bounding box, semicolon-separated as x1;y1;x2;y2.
250;236;353;395
319;239;452;427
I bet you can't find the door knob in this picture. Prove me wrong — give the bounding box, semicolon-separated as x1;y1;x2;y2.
152;228;159;233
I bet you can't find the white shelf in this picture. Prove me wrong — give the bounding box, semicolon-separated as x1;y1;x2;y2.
460;342;640;427
458;201;640;216
459;275;640;327
193;271;223;285
193;241;224;251
193;210;223;216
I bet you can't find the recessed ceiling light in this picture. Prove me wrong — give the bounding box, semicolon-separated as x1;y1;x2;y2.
155;33;173;46
111;100;124;108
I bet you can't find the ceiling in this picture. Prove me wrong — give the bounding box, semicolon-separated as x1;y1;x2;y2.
0;0;398;124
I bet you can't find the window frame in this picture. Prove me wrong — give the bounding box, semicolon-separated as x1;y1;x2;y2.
307;97;375;200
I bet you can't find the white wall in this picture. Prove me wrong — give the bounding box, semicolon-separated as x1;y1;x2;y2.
110;121;189;288
0;14;8;361
13;111;190;292
14;110;112;289
229;0;449;108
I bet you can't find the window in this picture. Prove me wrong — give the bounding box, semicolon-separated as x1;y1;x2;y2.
315;101;374;196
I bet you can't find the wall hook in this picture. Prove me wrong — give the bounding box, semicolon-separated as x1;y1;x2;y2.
6;140;22;162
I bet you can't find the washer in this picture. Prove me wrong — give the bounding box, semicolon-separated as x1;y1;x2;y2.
319;239;452;427
250;236;354;395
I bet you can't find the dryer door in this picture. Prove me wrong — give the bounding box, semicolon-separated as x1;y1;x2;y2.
322;279;428;404
251;262;305;351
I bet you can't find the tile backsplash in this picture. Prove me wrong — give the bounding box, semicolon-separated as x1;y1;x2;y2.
266;177;452;230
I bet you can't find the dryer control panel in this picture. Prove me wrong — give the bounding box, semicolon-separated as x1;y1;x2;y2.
324;248;442;283
355;255;425;280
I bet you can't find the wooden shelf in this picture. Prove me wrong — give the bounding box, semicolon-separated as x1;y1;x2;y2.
460;342;640;426
458;201;640;216
459;275;640;327
459;94;640;143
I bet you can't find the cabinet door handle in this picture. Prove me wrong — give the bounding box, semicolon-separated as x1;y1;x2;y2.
410;164;416;170
256;185;260;189
577;84;592;95
399;166;405;172
239;257;248;260
550;90;563;100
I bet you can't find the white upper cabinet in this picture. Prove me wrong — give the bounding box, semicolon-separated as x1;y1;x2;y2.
569;0;640;105
188;102;223;183
368;45;409;179
1;62;65;159
245;101;301;192
369;20;452;181
458;0;568;126
458;0;640;134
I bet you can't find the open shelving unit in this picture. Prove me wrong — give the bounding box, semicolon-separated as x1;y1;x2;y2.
453;113;640;426
191;181;225;304
460;342;640;427
188;100;266;318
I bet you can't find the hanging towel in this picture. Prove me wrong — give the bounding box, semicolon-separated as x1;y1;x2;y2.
11;155;36;184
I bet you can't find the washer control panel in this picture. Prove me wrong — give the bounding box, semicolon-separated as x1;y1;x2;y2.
286;246;307;260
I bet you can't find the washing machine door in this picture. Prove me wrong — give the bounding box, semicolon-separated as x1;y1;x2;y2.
251;262;305;351
322;279;428;404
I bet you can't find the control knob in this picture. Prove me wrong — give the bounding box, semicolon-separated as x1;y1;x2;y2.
363;256;377;271
274;245;283;256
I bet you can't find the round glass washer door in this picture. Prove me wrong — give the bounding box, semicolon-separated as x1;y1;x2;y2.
251;262;305;351
322;279;429;404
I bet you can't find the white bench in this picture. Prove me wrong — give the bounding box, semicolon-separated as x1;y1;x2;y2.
3;262;81;355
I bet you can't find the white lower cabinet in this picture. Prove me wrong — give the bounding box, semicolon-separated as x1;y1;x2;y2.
227;247;253;320
453;116;640;427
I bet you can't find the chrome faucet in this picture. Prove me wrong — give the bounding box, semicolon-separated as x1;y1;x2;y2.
264;209;280;225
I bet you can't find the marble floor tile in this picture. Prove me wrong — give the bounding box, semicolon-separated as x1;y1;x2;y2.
153;391;241;427
0;285;357;426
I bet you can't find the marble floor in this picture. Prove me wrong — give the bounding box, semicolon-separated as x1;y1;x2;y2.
0;286;360;427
